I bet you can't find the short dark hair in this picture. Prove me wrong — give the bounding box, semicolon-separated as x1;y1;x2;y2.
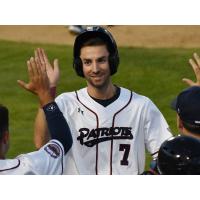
78;36;111;56
0;104;9;140
182;120;200;135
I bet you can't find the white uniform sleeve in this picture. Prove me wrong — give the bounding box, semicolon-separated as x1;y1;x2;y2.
0;140;65;175
143;99;172;158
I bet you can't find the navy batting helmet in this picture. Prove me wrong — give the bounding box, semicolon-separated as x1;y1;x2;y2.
157;135;200;175
73;26;119;77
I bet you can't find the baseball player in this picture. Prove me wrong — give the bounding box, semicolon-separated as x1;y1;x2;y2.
33;26;172;174
171;86;200;139
142;53;200;175
146;86;200;175
0;56;72;174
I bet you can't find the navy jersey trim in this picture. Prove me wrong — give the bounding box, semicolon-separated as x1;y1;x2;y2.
110;90;133;175
76;91;99;175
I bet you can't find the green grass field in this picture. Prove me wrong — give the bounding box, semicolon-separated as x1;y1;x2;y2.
0;40;198;170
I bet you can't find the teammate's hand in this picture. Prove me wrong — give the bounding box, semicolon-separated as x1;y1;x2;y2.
182;52;200;86
17;57;53;106
34;48;60;87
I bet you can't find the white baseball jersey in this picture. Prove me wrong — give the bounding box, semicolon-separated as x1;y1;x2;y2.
55;87;172;174
0;140;65;175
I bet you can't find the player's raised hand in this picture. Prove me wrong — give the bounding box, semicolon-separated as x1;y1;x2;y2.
182;53;200;86
34;48;60;87
17;57;52;106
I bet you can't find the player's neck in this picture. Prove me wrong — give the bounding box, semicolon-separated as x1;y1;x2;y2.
181;128;200;140
87;83;117;100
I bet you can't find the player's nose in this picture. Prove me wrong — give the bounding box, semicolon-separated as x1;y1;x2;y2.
91;61;100;73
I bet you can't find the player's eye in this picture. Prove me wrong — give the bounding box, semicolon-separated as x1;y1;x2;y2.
97;57;107;64
83;60;91;66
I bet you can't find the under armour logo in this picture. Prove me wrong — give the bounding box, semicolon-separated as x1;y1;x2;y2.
78;107;84;115
47;104;56;112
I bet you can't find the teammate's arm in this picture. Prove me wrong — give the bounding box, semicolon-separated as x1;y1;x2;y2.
182;52;200;86
43;102;72;154
33;48;60;149
34;108;50;149
141;159;159;175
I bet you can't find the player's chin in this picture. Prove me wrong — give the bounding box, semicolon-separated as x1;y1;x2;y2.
89;79;106;88
92;81;104;88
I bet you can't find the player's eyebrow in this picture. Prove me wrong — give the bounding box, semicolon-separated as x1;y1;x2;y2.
85;56;108;62
97;56;108;60
82;58;92;61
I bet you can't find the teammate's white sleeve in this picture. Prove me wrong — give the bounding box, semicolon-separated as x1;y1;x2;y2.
143;99;172;158
0;140;65;175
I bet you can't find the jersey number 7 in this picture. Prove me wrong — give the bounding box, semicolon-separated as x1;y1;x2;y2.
119;144;130;166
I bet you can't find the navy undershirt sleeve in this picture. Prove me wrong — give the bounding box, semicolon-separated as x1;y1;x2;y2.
43;102;73;154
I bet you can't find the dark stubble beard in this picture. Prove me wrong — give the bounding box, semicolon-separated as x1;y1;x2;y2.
86;75;111;91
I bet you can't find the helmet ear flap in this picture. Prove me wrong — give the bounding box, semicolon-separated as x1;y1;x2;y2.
73;57;84;77
109;54;119;75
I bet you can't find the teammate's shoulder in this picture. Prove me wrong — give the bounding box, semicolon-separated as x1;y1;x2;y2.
41;139;64;159
0;159;20;172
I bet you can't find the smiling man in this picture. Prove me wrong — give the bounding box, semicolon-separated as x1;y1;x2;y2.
33;26;172;175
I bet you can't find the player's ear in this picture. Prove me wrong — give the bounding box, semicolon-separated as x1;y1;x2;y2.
177;114;184;131
2;131;9;144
